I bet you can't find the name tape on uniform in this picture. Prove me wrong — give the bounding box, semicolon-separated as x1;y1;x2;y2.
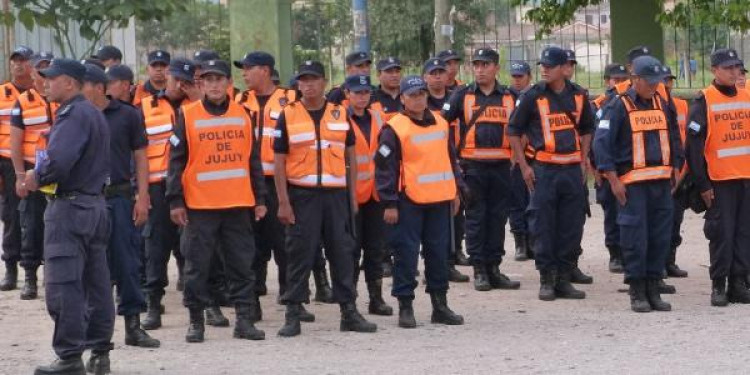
442;103;451;111
598;120;609;129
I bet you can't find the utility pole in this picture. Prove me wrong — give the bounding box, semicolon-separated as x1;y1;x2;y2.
434;0;452;53
352;0;370;52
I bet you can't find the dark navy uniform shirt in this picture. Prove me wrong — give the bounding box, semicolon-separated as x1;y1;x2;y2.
326;85;346;105
372;86;402;115
103;99;148;185
427;93;448;112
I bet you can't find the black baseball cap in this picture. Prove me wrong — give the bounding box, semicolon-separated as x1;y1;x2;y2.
663;66;677;80
423;57;447;74
80;58;105;70
509;61;531;76
32;52;54;68
627;46;651;63
147;50;170;66
10;45;33;61
199;59;231;78
345;74;372;92
604;63;628;79
169;58;196;82
106;64;134;83
93;45;122;61
437;49;462;62
233;51;275;69
711;48;743;68
538;46;568;67
471;47;499;64
632;56;667;85
400;75;428;95
39;58;86;82
565;49;577;64
193;50;220;65
376;57;401;71
83;64;108;85
345;51;371;66
295;60;325;79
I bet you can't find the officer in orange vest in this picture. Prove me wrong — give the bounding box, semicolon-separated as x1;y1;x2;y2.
508;46;595;301
194;49;240;100
371;57;402;119
131;50;170;107
7;52;56;300
442;47;521;292
167;59;267;342
105;64;135;103
594;56;683;312
375;75;465;328
327;51;372;105
0;45;34;292
91;45;123;69
686;48;750;306
274;60;377;337
437;49;464;92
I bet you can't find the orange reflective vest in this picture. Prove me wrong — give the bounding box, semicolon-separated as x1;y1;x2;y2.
618;95;673;184
131;83;152;107
0;83;22;158
592;94;607;110
389;113;457;204
284;102;349;188
460;92;515;160
673;97;688;145
236;88;296;176
702;85;750;181
370;101;399;122
430;109;460;147
533;94;585;164
615;80;669;101
351;109;384;203
16;89;58;164
181;100;256;209
142;95;182;183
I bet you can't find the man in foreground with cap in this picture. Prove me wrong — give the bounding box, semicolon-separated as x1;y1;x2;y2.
167;59;267;342
437;49;464;92
327;51;372;105
26;58;113;375
508;46;595;301
687;48;750;306
132;49;171;106
442;47;521;292
106;64;135;103
93;45;123;68
371;57;402;120
376;75;465;328
274;60;376;337
594;55;682;312
194;49;239;100
8;51;56;300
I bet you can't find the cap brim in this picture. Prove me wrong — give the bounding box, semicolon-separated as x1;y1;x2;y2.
568;59;578;64
401;86;428;95
471;56;496;63
346;85;372;93
38;66;64;78
716;59;743;68
149;59;169;66
349;58;371;66
294;71;324;80
609;73;629;78
10;53;30;60
641;74;666;85
424;66;447;74
537;59;562;67
378;63;401;71
232;60;245;69
441;55;461;62
198;68;227;78
34;59;52;68
510;69;529;76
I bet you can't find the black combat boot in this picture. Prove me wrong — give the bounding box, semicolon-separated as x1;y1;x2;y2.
448;265;470;282
665;247;688;278
367;279;393;316
429;292;464;325
727;275;750;303
486;262;521;289
234;304;265;340
186;308;205;343
34;356;85;375
646;279;672;311
124;315;160;348
629;279;652;313
555;270;586;299
299;304;316;322
0;261;18;291
313;267;335;303
472;264;492;291
513;232;528;261
607;246;624;273
86;351;110;375
255;261;268;296
397;298;416;328
141;294;162;330
455;248;470;267
278;303;302;337
205;305;229;327
711;278;728;307
20;269;38;300
570;265;593;284
250;295;263;323
538;270;556;301
656;279;676;294
340;302;377;332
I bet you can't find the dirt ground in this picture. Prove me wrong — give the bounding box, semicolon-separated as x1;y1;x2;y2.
1;199;750;375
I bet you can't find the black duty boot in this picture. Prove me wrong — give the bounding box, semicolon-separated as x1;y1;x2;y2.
646;279;672;311
86;351;110;375
205;305;229;327
234;304;265;340
340;302;377;332
299;304;316;322
486;262;521;290
629;279;652;313
0;262;18;291
513;233;528;261
429;292;464;325
448;265;470;283
313;267;335;303
555;271;586;299
250;296;263;323
141;294;162;330
397;298;416;328
34;356;85;375
656;279;676;294
711;278;729;307
367;279;393;316
727;275;750;304
278;303;302;337
472;265;492;291
607;246;624;274
538;270;556;301
124;315;160;348
186;308;205;343
455;248;470;266
570;266;594;284
665;247;688;278
20;269;38;300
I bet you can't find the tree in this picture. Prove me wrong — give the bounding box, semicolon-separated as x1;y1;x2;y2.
1;0;185;58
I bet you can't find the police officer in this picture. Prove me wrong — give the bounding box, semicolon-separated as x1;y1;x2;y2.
92;45;123;68
371;57;403;119
106;64;135;103
0;45;34;292
437;49;464;92
274;60;376;337
132;50;170;106
327;51;372;105
27;58;114;375
194;49;240;100
376;75;465;328
508;46;595;301
442;47;521;292
167;59;267;342
687;48;750;306
8;52;56;300
594;56;682;312
564;49;578;80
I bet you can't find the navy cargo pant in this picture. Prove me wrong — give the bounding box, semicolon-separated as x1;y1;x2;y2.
508;164;529;235
704;180;750;280
463;160;511;265
596;179;620;249
671;197;686;250
107;195;147;316
252;177;287;294
391;197;451;299
355;198;386;283
0;158;22;267
19;190;46;271
44;195;114;359
143;182;182;297
617;180;673;282
528;163;586;272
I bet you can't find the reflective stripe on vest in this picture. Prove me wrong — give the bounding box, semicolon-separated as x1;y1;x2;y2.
533;94;584;164
460;91;514;160
237;87;295;175
16;89;57;164
703;84;750;180
352;108;383;203
0;83;21;158
142;95;177;183
618;95;672;185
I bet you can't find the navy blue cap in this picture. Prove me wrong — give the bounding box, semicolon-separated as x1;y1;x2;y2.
565;49;577;64
663;66;676;80
10;45;33;60
168;58;196;82
376;57;401;71
92;45;122;61
295;60;325;79
632;56;667;84
423;57;447;74
604;63;628;78
193;50;220;64
472;47;499;64
437;49;462;62
80;58;105;70
106;64;134;83
627;46;651;63
538;46;568;67
83;64;108;84
345;51;371;66
400;75;427;95
147;50;170;66
39;58;86;82
199;59;231;78
32;52;54;68
711;48;742;68
345;74;372;92
509;61;531;75
233;51;275;69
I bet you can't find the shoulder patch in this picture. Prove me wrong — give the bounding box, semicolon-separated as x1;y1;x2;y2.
10;108;20;116
596;108;603;120
378;144;391;158
688;121;701;133
442;103;450;111
169;134;180;147
598;120;610;129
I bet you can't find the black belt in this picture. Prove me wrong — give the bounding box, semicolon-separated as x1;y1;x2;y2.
48;191;103;201
104;182;133;199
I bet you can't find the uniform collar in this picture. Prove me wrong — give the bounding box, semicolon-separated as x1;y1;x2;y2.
470;80;504;95
402;109;437;126
62;93;86;107
538;79;573;95
712;80;737;97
